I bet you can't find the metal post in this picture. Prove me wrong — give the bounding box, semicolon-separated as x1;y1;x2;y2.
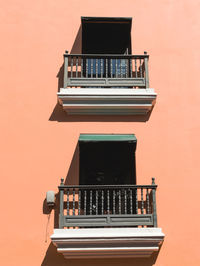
152;177;157;227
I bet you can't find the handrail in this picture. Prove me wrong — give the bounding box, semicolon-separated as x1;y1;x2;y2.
59;184;157;189
64;53;149;59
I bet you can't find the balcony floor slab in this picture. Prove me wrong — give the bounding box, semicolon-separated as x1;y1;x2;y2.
51;227;164;259
57;88;156;115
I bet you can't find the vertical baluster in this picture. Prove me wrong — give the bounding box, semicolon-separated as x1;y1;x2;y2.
107;189;110;214
111;59;113;78
119;189;121;214
135;188;138;214
91;58;93;78
86;58;88;78
90;190;92;215
101;190;104;215
84;190;87;215
135;59;137;78
130;189;133;214
101;59;103;78
130;58;133;78
115;59;118;78
106;58;108;78
139;58;142;77
96;59;98;78
73;189;75;216
120;58;122;78
96;190;98;215
113;190;116;215
81;58;83;78
71;56;73;78
76;57;78;78
125;189;127;214
141;188;144;214
125;59;128;78
67;189;69;216
146;188;150;214
78;190;81;215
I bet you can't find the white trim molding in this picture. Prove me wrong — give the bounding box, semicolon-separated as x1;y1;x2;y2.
51;227;164;259
57;88;157;115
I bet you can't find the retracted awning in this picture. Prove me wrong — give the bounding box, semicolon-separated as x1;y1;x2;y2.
79;134;137;143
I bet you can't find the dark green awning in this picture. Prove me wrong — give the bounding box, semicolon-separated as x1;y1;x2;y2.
79;134;137;142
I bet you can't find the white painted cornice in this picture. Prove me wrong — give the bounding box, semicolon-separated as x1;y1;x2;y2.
51;227;164;259
57;88;156;115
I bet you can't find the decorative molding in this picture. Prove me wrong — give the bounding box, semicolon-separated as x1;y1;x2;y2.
51;227;164;259
57;88;157;115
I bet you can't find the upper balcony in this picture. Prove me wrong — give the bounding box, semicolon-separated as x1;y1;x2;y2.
57;17;157;115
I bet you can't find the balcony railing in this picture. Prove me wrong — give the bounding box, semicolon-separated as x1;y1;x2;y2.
58;178;157;228
63;52;149;89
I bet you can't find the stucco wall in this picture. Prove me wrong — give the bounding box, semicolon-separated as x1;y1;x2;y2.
1;0;200;265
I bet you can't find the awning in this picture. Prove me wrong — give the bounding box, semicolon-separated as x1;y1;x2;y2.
81;17;132;23
79;134;137;143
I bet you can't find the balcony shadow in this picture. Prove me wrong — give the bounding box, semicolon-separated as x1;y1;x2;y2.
41;242;162;266
70;25;82;54
49;102;153;122
43;143;79;228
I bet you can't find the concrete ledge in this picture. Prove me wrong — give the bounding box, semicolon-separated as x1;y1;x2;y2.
51;227;164;259
57;88;157;115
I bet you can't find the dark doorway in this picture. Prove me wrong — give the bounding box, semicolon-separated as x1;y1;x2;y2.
79;141;136;186
82;17;132;54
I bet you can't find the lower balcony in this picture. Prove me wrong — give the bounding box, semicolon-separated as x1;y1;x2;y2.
51;179;164;259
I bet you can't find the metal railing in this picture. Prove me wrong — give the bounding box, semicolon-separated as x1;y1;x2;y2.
58;178;157;228
63;52;149;89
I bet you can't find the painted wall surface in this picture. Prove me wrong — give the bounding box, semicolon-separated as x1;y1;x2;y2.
1;0;200;265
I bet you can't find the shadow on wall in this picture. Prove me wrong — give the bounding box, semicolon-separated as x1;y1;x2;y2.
41;242;161;266
43;144;79;228
49;24;153;123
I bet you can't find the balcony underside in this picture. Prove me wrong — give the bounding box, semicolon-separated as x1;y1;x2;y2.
58;88;156;115
51;228;164;259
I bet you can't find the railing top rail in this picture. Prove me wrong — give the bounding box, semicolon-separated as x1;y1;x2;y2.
64;53;149;59
58;184;157;189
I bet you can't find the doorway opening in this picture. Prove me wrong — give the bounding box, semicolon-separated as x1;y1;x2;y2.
79;135;136;185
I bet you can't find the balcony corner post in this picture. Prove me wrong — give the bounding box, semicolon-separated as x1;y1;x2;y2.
59;178;64;228
152;177;158;227
63;51;69;88
144;51;149;88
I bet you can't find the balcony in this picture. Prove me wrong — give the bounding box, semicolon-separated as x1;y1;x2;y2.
51;178;164;259
57;52;157;115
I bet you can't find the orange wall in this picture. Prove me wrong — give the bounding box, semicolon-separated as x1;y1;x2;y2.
1;0;200;265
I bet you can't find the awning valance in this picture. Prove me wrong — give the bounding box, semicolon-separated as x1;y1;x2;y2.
79;134;137;143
